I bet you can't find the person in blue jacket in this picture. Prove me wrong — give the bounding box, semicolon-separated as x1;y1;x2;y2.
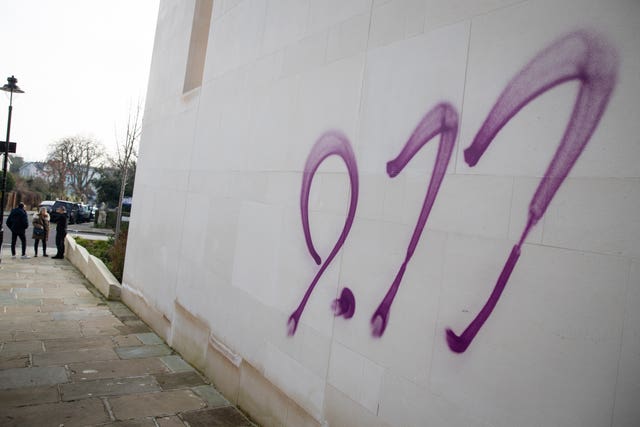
6;202;30;259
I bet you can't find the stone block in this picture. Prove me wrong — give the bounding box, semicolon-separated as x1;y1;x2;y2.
116;320;152;335
160;355;195;373
155;415;186;426
109;389;206;420
33;347;119;366
61;376;161;401
120;287;172;341
191;384;230;409
115;344;173;359
0;340;44;356
43;336;114;352
69;358;170;381
0;354;29;369
0;398;109;427
0;385;59;408
203;339;241;405
180;407;254;427
113;334;144;347
170;301;209;370
136;332;164;345
154;371;205;390
0;366;68;390
98;419;157;427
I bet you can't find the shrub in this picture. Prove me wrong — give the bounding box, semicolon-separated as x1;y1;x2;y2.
74;237;112;266
74;224;129;282
108;229;128;282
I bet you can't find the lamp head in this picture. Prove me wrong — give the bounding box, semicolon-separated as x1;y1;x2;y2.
0;76;24;94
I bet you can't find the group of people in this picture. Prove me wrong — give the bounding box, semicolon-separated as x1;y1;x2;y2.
5;202;67;259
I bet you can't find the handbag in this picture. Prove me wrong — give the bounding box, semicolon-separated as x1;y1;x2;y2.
34;227;45;237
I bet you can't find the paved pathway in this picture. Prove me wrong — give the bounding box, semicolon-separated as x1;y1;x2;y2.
0;255;256;426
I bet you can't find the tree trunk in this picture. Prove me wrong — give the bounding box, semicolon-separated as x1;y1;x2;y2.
115;167;129;238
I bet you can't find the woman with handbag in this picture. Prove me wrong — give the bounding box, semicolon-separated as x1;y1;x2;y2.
32;207;50;257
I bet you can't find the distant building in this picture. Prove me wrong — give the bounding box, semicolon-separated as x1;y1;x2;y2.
18;161;100;203
18;162;48;179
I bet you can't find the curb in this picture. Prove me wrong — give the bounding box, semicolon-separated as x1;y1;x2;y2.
68;229;115;237
65;235;121;300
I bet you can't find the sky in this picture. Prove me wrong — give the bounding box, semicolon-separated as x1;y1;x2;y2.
0;0;159;162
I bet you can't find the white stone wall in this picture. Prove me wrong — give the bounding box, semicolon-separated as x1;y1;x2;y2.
125;0;640;426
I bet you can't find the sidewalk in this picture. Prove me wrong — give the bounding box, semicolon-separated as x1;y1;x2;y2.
0;255;256;426
67;221;115;238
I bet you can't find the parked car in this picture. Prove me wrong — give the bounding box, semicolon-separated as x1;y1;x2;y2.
39;200;80;224
77;204;92;223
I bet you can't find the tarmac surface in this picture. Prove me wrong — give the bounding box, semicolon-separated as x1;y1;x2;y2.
0;253;256;426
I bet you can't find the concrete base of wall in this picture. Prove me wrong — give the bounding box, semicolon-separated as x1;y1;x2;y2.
65;236;121;300
65;237;326;427
120;284;172;342
118;288;323;427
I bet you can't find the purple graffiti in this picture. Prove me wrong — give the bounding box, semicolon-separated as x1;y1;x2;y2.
446;30;618;353
371;103;458;337
332;287;356;318
288;131;359;336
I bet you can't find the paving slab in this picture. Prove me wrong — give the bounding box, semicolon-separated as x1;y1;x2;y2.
0;398;109;427
180;407;255;427
116;320;152;334
115;344;173;359
0;340;44;356
69;358;171;381
0;366;68;390
43;335;114;352
113;334;144;347
109;389;207;420
0;354;29;369
34;347;120;366
14;327;83;341
154;371;206;390
4;305;40;314
61;376;162;401
191;384;230;408
0;385;60;408
107;301;138;320
160;355;195;373
136;332;164;345
97;419;158;427
156;415;187;426
51;309;112;320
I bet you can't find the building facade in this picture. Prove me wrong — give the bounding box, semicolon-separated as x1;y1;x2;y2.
124;1;640;426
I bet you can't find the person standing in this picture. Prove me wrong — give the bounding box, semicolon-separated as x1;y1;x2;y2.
6;202;30;259
32;207;50;257
52;206;67;259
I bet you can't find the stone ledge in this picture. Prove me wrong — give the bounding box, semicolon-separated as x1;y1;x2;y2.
65;235;122;300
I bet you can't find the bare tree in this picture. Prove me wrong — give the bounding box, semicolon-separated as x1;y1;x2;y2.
114;103;142;238
45;136;105;201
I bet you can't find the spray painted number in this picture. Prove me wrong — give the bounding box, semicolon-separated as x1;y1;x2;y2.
446;30;618;353
371;103;458;337
288;30;618;355
287;131;358;336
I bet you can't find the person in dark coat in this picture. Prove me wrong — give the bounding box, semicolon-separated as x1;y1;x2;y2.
52;206;68;259
32;206;51;257
6;202;30;259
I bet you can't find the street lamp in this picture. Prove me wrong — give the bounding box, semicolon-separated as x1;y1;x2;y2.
0;75;24;264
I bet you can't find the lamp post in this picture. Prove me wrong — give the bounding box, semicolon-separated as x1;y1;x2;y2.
0;75;24;264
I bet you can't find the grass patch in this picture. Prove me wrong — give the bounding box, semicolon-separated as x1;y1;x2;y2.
74;237;113;266
73;233;127;282
75;237;113;269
